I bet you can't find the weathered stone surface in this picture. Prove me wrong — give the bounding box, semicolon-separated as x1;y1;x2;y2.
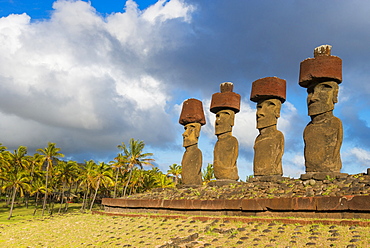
253;127;284;176
301;172;348;181
102;195;370;213
179;98;206;126
250;77;286;103
249;175;288;182
303;115;343;172
181;145;202;185
300;45;343;174
210;82;240;114
211;83;240;181
299;45;342;87
241;199;266;211
251;78;285;177
347;195;370;211
214;133;239;180
208;180;242;187
181;123;203;185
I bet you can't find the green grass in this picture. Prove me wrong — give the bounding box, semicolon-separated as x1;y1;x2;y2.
0;202;101;223
0;207;369;247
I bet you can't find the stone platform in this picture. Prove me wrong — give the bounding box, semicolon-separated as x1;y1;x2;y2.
102;195;370;220
103;172;370;220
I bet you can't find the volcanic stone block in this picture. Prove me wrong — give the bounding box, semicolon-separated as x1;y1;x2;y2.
180;98;205;186
179;98;206;126
250;77;286;177
211;82;240;181
299;45;342;87
181;144;203;185
316;196;349;211
210;82;241;114
300;45;343;175
250;77;286;103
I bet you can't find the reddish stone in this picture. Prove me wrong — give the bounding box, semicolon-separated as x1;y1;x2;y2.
220;82;234;92
250;77;286;103
201;199;225;210
241;199;266;211
347;195;370;211
316;196;349;211
179;98;206;126
299;55;342;87
210;83;241;114
264;198;293;210
293;197;316;211
223;199;243;210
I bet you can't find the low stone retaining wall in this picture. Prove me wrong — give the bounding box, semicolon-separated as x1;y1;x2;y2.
102;195;370;220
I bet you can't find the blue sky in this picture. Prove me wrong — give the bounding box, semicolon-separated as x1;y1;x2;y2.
0;0;370;180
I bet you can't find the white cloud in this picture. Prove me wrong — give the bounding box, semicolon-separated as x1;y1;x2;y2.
0;0;195;159
345;147;370;166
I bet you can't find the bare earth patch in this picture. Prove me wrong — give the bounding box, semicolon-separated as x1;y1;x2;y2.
0;213;369;247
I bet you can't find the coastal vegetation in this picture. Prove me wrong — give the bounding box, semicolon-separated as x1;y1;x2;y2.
0;139;175;219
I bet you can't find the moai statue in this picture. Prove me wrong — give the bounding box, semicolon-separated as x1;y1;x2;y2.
299;45;346;180
210;82;241;181
179;98;206;185
250;77;286;180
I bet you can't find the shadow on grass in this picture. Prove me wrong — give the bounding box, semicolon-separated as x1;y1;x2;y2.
0;201;103;223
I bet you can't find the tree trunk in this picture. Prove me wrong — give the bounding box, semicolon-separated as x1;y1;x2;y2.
8;186;17;220
33;192;39;216
89;179;100;211
58;182;66;213
123;170;133;197
42;163;50;216
80;184;89;212
64;183;73;212
113;168;119;198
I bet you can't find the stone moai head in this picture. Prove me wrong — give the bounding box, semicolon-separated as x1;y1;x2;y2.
250;77;286;130
299;45;342;116
215;109;235;135
210;82;240;135
179;98;206;147
182;123;201;147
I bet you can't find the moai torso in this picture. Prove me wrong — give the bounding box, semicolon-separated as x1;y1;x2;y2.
303;114;342;172
181;145;203;185
299;45;343;175
214;133;239;180
250;77;286;178
210;82;241;181
253;128;284;176
179;99;205;186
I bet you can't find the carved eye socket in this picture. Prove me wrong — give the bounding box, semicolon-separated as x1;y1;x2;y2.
268;101;276;106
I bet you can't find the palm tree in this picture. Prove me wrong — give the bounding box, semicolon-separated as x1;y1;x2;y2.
202;163;215;184
111;153;128;198
36;142;64;216
2;170;31;219
167;164;182;185
156;173;175;189
1;146;31;219
55;160;79;213
89;162;113;211
30;179;46;215
117;138;154;197
79;160;96;212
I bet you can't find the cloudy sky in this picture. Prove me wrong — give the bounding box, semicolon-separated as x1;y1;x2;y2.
0;0;370;179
